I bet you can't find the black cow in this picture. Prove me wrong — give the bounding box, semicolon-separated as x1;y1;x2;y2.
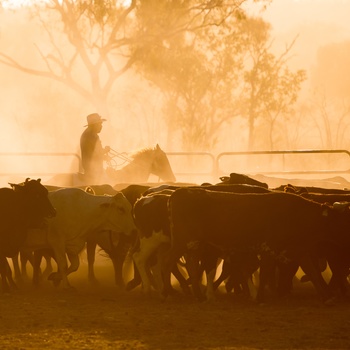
0;178;56;292
218;173;269;189
275;183;350;195
131;184;271;297
163;188;350;303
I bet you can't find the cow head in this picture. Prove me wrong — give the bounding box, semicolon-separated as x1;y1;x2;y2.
99;192;137;237
9;178;56;222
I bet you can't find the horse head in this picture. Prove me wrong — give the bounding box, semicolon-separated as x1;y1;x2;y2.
150;144;176;182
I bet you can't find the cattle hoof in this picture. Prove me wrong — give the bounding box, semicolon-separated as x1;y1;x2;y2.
48;272;62;281
126;280;140;291
53;279;61;287
63;285;76;292
48;272;62;287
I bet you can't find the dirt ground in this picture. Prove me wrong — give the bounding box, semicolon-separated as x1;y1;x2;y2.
1;259;350;350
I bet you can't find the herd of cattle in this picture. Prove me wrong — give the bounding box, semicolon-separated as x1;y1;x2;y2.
1;173;350;305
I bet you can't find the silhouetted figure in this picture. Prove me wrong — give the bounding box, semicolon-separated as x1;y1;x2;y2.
80;113;110;183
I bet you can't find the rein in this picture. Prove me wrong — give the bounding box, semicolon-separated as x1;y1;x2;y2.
106;148;132;169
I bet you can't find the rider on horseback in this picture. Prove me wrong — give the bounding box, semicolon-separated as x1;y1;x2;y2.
80;113;110;184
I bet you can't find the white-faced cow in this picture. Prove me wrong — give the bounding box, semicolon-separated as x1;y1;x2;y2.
0;178;56;292
86;184;150;288
132;190;190;295
22;187;136;289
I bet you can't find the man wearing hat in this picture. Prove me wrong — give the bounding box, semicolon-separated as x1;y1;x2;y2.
80;113;110;183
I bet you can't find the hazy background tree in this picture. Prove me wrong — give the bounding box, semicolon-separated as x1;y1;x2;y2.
0;0;272;152
308;41;350;150
238;17;306;150
0;1;255;115
134;12;305;151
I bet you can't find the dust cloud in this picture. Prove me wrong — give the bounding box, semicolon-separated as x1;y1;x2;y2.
1;1;350;187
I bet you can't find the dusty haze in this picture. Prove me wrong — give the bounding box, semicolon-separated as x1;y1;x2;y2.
1;0;350;186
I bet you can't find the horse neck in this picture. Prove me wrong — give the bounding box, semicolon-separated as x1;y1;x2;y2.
115;154;153;182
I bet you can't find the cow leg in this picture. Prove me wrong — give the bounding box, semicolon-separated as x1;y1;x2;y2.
150;245;166;293
48;252;79;289
237;261;259;300
276;261;299;297
171;262;191;295
6;259;17;291
184;253;205;301
86;241;98;285
204;256;222;301
200;246;221;301
326;250;350;299
160;246;184;298
11;253;22;282
133;251;152;294
205;268;217;301
125;261;142;291
49;249;70;289
256;254;276;303
66;253;80;278
20;250;34;280
213;259;230;291
32;250;43;286
42;252;54;279
33;249;55;285
0;259;9;292
133;232;169;294
149;243;189;296
298;254;333;303
109;237;129;288
110;253;126;288
0;257;16;293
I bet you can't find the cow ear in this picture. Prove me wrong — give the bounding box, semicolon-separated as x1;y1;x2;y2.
219;176;229;182
113;192;125;201
9;183;22;191
156;144;160;150
85;186;95;195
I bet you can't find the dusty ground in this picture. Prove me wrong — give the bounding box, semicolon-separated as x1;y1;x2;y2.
1;260;350;350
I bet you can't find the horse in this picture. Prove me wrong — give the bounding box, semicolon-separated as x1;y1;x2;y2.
46;144;176;187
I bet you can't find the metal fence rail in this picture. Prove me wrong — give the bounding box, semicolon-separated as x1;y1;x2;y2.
216;149;350;179
1;149;350;184
0;152;82;177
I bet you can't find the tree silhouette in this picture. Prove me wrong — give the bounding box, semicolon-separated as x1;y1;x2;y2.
0;0;256;118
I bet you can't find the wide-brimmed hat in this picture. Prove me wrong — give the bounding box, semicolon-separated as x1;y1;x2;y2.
84;113;106;127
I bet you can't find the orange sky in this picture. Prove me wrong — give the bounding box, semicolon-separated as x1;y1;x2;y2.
257;0;350;34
